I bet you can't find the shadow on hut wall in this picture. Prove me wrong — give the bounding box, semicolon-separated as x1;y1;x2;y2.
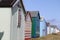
0;32;4;40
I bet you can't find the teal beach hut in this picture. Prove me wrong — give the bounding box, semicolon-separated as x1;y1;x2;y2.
28;11;40;38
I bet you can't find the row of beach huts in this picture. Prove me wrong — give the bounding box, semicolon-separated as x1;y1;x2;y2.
40;17;60;37
0;0;60;40
0;0;40;40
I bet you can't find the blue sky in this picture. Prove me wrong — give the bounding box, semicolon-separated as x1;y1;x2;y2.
23;0;60;28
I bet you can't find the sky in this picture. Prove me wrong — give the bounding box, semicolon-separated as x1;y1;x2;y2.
23;0;60;28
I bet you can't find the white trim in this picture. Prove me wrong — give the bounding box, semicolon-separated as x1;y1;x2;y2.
12;0;19;7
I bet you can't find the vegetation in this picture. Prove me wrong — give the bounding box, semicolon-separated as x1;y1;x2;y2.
31;32;60;40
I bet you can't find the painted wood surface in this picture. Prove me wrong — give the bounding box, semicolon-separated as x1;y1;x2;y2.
31;18;36;38
25;12;32;39
40;17;47;37
0;8;11;40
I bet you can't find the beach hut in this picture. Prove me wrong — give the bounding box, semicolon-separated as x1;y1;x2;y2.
40;17;47;37
47;24;56;34
0;0;26;40
46;22;51;34
48;25;56;34
55;27;60;33
25;11;32;40
28;11;40;38
46;22;60;34
50;25;60;34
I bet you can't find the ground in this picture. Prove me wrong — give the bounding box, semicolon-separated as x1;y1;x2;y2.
31;32;60;40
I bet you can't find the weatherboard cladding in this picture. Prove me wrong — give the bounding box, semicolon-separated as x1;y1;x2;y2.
0;0;26;40
27;11;40;38
25;12;32;38
40;17;47;37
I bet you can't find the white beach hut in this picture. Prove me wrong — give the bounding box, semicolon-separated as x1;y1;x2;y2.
0;0;26;40
47;22;60;34
55;27;60;33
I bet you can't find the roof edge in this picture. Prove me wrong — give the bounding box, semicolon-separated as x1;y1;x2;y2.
20;0;26;15
25;11;32;22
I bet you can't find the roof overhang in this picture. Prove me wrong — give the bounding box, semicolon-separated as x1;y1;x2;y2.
0;0;16;7
0;0;26;15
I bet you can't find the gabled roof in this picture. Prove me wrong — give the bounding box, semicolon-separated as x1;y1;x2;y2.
25;11;32;21
0;0;26;15
0;0;16;7
27;11;40;19
50;25;57;28
20;0;26;15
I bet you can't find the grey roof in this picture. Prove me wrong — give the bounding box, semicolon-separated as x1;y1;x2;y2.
50;25;60;31
50;25;57;28
27;11;40;17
